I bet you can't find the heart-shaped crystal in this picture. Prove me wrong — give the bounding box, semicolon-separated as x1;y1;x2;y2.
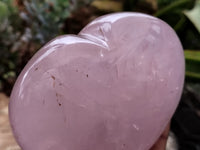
9;12;185;150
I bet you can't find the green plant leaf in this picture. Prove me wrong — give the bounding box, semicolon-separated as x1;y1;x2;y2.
184;0;200;33
0;1;9;22
155;0;192;17
185;50;200;82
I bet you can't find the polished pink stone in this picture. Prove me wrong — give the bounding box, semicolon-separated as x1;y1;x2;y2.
9;13;185;150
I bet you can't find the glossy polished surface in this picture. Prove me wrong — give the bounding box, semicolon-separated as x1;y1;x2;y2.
9;12;185;150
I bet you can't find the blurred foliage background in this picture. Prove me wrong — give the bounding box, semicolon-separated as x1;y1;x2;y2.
0;0;200;149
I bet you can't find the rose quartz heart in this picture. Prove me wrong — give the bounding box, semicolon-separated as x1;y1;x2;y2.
9;13;185;150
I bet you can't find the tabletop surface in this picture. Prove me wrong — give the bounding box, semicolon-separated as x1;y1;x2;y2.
0;93;21;150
